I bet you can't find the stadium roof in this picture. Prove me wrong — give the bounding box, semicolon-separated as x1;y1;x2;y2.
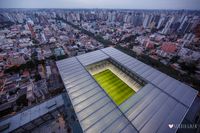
56;47;198;133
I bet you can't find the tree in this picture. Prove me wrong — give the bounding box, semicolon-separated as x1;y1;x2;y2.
4;65;19;73
170;56;180;63
35;73;41;81
180;62;197;75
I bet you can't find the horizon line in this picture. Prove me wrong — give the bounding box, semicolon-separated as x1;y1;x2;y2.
0;7;200;11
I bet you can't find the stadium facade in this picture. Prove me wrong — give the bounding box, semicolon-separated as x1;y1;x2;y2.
56;47;198;133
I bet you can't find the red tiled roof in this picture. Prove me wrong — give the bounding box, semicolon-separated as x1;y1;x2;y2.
161;43;177;53
146;41;154;49
23;71;30;77
0;72;4;77
0;55;4;61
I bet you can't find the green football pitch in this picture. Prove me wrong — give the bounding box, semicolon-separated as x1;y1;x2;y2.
93;69;135;106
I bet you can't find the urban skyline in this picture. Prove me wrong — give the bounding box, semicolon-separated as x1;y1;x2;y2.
0;0;200;10
0;1;200;133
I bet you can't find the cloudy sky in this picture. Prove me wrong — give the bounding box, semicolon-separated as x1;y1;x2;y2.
0;0;200;10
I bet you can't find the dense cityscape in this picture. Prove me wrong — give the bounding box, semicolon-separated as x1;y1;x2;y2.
0;8;200;133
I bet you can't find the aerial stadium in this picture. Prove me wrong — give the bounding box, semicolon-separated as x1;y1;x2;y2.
56;47;198;133
87;60;142;106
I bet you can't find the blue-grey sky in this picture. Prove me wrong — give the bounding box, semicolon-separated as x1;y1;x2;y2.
0;0;200;9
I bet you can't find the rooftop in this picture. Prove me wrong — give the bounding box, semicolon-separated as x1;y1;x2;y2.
56;47;198;133
0;95;64;133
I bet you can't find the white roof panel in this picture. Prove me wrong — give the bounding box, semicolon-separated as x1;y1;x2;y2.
0;95;64;133
77;50;109;66
57;57;133;132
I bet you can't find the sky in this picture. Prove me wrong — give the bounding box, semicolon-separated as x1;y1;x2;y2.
0;0;200;10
